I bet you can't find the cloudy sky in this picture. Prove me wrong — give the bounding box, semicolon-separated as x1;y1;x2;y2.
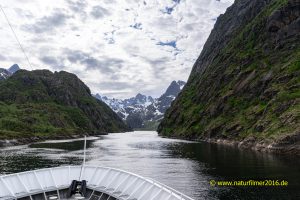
0;0;233;98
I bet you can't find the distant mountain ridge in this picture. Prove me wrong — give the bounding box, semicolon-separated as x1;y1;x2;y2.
95;80;186;129
0;64;20;80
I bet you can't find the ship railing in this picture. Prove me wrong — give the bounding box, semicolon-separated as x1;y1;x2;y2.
0;165;194;200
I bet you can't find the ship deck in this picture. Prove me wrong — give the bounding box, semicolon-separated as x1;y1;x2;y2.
0;165;193;200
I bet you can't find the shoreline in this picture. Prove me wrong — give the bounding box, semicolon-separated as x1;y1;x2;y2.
203;137;300;155
2;131;299;156
160;133;300;155
0;133;109;147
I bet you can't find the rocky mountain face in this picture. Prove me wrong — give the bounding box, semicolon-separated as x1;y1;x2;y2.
0;64;20;80
8;64;20;74
95;80;185;130
158;0;300;154
0;69;11;81
0;69;130;140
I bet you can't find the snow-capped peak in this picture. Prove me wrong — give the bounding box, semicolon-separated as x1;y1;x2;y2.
0;64;21;81
94;80;186;130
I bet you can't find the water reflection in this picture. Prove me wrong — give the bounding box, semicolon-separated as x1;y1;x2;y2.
0;149;61;174
165;142;300;199
29;139;95;151
0;131;299;200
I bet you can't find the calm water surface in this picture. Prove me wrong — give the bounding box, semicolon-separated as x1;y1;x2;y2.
0;131;299;200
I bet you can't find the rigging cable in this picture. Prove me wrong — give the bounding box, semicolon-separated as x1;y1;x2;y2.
0;5;33;70
79;135;87;181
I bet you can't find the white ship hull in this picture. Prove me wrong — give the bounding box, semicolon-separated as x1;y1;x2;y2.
0;165;194;200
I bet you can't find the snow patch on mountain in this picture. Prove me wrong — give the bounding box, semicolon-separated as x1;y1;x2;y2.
0;64;20;80
94;80;186;129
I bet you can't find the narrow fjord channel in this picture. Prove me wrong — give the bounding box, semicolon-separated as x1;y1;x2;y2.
0;131;299;200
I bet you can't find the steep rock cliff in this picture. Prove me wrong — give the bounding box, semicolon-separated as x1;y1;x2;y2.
158;0;300;153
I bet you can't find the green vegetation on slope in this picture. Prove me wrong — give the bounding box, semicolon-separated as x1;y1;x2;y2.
0;70;130;140
158;0;299;145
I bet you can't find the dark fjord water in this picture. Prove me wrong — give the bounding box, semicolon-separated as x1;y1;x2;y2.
0;131;299;200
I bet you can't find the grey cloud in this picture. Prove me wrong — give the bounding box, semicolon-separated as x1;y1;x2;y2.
81;57;124;73
124;44;140;58
91;80;135;98
13;8;34;19
22;9;70;33
66;0;87;13
94;77;157;98
65;50;89;63
182;24;195;31
40;56;64;69
101;91;133;97
145;57;169;66
64;49;124;74
90;6;110;19
142;57;171;79
30;36;54;43
97;81;132;90
101;58;124;70
66;0;88;21
81;58;103;69
0;54;7;61
40;56;59;65
151;17;177;30
102;0;116;4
